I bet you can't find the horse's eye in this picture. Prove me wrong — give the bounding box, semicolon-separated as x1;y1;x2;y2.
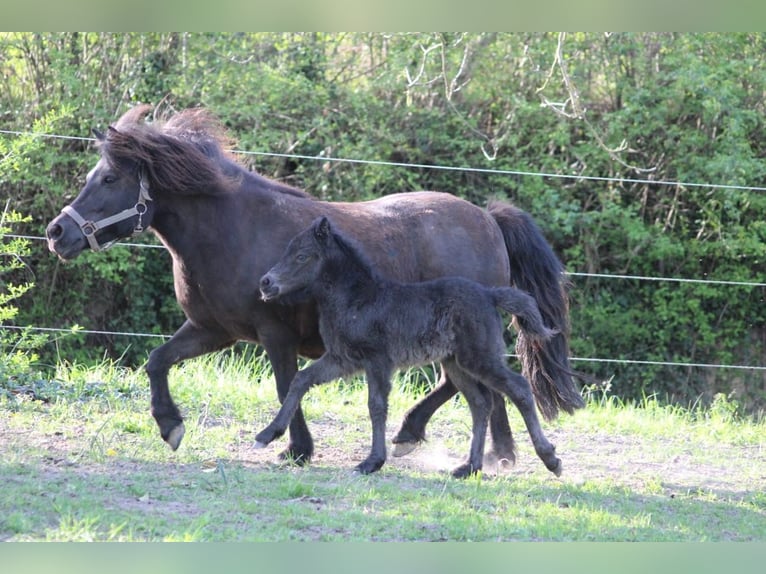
103;175;117;185
296;254;308;263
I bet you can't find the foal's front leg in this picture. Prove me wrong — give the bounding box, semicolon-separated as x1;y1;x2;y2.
260;332;312;464
355;364;393;475
254;355;346;449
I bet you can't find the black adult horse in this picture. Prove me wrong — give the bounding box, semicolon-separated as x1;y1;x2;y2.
45;105;583;465
257;216;562;478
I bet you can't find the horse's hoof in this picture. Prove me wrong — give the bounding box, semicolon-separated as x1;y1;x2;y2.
483;451;515;470
254;440;268;450
391;440;420;457
165;422;185;451
491;445;517;466
451;463;481;479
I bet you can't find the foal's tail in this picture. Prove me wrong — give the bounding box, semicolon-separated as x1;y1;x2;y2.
488;201;584;420
491;287;558;342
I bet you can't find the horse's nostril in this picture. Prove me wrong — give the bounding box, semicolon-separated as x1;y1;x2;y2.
47;223;63;241
260;276;271;289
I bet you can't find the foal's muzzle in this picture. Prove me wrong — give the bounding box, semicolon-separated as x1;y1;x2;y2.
259;273;280;301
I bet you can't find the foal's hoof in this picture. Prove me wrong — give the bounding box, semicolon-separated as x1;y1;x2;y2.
391;440;421;458
354;458;385;475
165;422;185;451
278;447;311;466
254;440;268;450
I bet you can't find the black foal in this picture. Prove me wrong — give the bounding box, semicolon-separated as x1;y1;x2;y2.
257;216;562;478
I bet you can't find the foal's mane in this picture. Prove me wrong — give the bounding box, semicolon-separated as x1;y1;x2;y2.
326;222;380;283
100;104;311;199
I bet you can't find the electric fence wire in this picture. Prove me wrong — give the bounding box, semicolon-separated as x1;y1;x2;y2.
2;128;764;371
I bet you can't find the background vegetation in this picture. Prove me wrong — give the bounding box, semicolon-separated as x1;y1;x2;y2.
1;32;764;413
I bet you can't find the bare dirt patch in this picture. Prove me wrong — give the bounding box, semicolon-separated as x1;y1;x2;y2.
2;408;764;506
220;417;766;502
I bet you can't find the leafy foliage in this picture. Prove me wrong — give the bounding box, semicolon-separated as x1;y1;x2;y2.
0;204;47;394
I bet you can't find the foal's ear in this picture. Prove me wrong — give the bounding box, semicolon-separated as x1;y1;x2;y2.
92;128;105;141
313;216;332;244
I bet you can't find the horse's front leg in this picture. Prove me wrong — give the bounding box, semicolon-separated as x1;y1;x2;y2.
145;320;235;450
254;355;347;452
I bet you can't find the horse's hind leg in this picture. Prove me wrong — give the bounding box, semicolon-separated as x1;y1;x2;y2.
487;392;516;467
443;361;493;478
145;320;235;450
391;366;454;455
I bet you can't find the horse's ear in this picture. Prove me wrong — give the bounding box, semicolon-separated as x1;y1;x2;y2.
92;128;105;141
314;216;331;244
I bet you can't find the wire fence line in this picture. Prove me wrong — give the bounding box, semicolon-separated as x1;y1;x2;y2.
3;127;766;193
566;272;766;289
1;324;169;340
7;234;766;289
5;128;766;287
1;324;765;372
242;149;766;194
2;129;764;372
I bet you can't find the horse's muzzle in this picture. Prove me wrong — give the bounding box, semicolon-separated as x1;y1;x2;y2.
45;213;87;261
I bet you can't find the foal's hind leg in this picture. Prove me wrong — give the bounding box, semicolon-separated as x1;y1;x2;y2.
459;355;561;476
443;361;493;479
392;365;516;462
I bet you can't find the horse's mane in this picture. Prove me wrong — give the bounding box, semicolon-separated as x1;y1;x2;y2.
100;104;312;199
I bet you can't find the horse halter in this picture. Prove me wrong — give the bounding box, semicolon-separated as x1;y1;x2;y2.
61;173;152;252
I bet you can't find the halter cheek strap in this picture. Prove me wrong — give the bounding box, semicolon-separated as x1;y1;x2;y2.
61;175;152;252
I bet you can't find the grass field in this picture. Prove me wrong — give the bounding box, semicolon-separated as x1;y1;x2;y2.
1;351;764;541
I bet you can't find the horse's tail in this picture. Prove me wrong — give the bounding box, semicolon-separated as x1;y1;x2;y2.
488;200;584;420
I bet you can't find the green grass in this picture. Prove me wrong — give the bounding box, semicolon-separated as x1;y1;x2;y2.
1;351;764;541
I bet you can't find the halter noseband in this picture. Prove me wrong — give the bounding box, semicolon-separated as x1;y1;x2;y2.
62;174;152;252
